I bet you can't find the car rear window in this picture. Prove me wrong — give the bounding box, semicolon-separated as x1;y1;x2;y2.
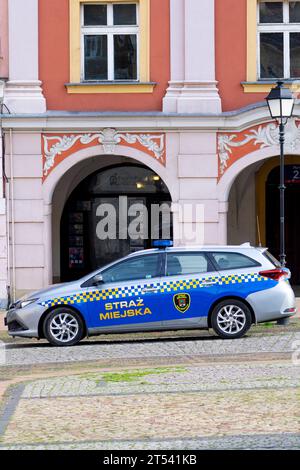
210;252;260;271
263;250;281;268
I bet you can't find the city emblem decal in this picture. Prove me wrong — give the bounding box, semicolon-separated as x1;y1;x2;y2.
173;293;191;313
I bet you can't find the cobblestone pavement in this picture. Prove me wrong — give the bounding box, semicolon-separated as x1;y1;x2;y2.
1;434;299;450
3;332;300;366
0;361;299;449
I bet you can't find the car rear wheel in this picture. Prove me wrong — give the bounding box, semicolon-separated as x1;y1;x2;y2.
211;299;252;339
43;308;84;347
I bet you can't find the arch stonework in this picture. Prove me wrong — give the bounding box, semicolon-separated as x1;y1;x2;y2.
43;144;178;205
42;144;179;284
216;146;300;247
217;146;283;203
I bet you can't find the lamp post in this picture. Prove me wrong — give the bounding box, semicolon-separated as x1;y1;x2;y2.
266;81;294;268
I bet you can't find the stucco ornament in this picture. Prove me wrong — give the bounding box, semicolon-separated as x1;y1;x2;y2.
218;118;300;175
43;129;165;175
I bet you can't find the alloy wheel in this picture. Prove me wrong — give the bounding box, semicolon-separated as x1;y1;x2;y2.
216;305;247;335
49;313;79;343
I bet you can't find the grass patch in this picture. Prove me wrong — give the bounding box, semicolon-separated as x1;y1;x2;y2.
260;322;276;328
83;367;187;384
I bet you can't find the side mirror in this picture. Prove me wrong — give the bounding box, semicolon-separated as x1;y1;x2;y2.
93;274;104;286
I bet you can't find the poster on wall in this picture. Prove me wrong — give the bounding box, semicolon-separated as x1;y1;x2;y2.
69;248;84;269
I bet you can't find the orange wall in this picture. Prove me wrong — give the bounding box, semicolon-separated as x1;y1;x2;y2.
216;0;264;112
39;0;170;112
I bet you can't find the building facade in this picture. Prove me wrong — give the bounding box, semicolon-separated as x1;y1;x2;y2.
0;0;300;306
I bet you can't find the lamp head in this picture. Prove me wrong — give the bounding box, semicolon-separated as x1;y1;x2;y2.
266;81;294;120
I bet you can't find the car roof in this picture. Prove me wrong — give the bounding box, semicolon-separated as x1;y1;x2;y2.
126;244;266;258
79;243;267;283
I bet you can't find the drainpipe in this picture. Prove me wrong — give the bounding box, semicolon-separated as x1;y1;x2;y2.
0;81;12;308
9;128;16;303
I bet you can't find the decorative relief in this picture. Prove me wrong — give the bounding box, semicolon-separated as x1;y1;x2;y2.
42;129;166;177
218;118;300;176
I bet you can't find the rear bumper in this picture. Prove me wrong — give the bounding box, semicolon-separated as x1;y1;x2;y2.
246;281;296;323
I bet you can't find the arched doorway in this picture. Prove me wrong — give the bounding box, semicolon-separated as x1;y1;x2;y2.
60;163;172;281
227;156;300;284
266;163;300;284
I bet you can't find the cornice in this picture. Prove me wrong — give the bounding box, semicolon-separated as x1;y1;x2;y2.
1;102;299;133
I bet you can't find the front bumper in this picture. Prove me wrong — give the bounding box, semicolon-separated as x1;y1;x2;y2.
247;281;296;323
4;303;47;338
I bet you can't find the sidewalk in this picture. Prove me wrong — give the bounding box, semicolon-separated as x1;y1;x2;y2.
0;360;299;449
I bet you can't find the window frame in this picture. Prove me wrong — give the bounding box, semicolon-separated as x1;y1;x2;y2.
81;2;140;82
164;252;215;277
257;0;300;79
82;252;164;287
208;252;262;272
68;0;153;94
243;0;300;93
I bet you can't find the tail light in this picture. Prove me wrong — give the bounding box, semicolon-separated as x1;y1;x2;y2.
259;269;290;281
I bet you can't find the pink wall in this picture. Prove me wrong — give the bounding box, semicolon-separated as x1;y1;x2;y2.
0;0;8;78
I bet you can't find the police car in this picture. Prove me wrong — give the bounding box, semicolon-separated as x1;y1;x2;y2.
4;242;296;346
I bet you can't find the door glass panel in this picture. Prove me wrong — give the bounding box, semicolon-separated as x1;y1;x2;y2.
90;197;148;269
113;4;137;25
211;253;259;270
290;33;300;77
88;166;169;194
61;165;172;282
259;2;283;23
114;35;137;80
84;35;108;80
84;4;107;25
260;33;284;78
166;253;211;276
289;2;300;22
101;254;161;283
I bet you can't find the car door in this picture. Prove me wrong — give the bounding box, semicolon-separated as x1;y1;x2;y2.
85;253;165;333
209;251;263;297
161;251;221;329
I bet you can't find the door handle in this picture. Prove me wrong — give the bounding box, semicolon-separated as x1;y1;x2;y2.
142;287;160;293
201;280;218;286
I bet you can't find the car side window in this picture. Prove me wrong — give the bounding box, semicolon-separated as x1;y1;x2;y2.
166;253;212;276
101;254;161;284
211;252;260;270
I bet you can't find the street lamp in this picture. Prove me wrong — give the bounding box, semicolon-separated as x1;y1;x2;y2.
266;81;294;267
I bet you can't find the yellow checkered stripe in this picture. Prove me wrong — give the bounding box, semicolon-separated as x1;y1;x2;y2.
159;273;266;292
40;272;268;308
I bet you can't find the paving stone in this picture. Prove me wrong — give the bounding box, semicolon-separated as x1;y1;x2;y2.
3;332;300;366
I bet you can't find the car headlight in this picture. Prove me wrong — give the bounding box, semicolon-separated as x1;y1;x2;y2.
12;298;39;309
20;298;38;308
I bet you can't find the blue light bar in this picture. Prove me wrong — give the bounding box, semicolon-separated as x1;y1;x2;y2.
152;240;174;249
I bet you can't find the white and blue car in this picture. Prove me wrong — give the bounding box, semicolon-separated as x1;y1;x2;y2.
4;242;297;346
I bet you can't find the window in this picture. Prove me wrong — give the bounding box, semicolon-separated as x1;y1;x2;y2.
100;254;161;283
258;1;300;79
82;3;138;81
211;252;260;271
166;253;212;277
263;250;281;267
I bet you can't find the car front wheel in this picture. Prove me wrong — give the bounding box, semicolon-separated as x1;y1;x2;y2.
211;299;252;339
43;308;84;347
